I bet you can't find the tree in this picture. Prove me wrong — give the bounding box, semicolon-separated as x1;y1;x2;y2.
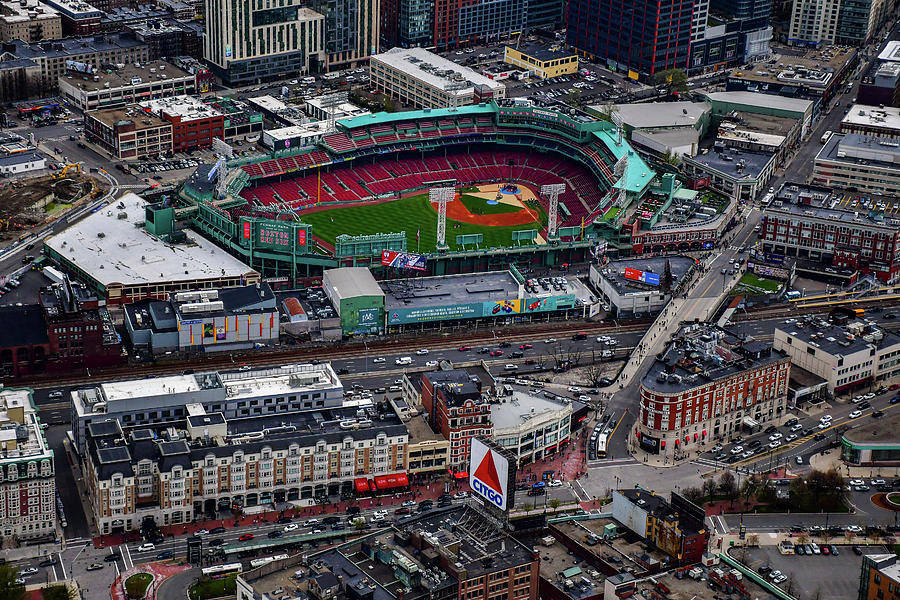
0;565;25;600
682;486;704;504
585;364;606;388
548;499;562;511
661;259;674;294
653;68;689;94
567;88;582;107
740;476;759;508
718;471;738;507
702;477;717;500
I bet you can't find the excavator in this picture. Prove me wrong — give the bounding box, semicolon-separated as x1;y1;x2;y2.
52;163;81;180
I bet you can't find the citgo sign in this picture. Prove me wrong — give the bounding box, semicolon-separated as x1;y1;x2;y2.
469;438;510;511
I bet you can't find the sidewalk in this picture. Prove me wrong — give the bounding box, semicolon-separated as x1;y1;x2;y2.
93;477;462;548
810;446;900;479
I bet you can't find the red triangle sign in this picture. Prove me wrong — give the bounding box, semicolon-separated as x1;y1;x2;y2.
473;449;502;494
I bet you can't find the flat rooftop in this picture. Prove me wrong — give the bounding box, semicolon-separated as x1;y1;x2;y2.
63;60;191;91
405;414;443;443
41;0;100;17
609;101;710;129
263;122;331;141
819;132;900;168
491;392;568;431
86;105;170;129
842;414;900;447
0;0;60;22
101;373;205;402
643;324;786;393
141;94;222;121
689;147;774;179
769;181;899;228
372;47;505;95
704;90;813;115
219;363;341;401
730;46;856;88
879;40;900;62
597;256;695;295
43;192;256;288
7;33;145;61
507;43;575;62
842;105;900;131
382;271;521;310
777;317;900;360
0;388;51;464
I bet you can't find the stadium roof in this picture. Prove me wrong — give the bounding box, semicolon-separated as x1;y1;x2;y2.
338;104;497;130
591;128;656;193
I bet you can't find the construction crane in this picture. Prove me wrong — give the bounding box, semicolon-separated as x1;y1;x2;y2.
52;163;81;180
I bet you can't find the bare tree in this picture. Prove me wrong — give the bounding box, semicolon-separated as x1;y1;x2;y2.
682;486;704;504
702;477;717;500
718;471;738;507
584;364;606;387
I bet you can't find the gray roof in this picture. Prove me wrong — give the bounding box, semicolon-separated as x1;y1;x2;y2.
688;147;775;179
776;318;900;358
598;256;695;295
0;151;44;166
642;324;787;393
324;267;384;300
609;101;711;129
704;91;813;115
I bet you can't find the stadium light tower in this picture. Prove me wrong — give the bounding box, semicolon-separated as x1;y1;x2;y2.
613;155;628;207
429;186;455;250
541;183;566;240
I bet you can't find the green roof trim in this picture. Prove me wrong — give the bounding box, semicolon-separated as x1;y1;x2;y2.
338;104;498;130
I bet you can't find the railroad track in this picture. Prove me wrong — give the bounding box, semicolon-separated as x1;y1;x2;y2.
13;320;652;389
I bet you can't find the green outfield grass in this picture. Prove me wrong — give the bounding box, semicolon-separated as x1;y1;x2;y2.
299;194;542;253
458;194;523;215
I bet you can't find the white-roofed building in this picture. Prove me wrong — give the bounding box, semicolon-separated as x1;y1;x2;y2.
370;47;506;109
841;104;900;140
43;192;259;304
322;267;385;336
490;391;571;465
70;362;345;455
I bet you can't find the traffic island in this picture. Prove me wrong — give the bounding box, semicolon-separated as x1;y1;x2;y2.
124;573;153;599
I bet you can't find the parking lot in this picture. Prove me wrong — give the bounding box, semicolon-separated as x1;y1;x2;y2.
740;544;882;600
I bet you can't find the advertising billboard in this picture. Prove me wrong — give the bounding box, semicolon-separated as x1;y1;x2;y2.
388;302;482;324
381;250;427;271
388;294;576;324
623;267;660;286
357;308;380;329
470;437;514;512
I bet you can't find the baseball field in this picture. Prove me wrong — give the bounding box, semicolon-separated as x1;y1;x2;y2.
299;186;548;254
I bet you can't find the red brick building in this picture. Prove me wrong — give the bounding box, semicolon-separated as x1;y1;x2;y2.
40;280;124;371
420;369;492;471
637;325;790;461
140;95;224;152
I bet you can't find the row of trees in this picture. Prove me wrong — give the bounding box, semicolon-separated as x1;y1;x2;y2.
680;468;848;513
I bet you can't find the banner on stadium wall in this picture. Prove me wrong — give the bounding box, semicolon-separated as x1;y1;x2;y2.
381;250;427;271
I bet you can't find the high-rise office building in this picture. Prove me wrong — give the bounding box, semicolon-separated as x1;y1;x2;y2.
203;0;326;84
432;0;526;49
309;0;380;69
567;0;695;78
789;0;891;46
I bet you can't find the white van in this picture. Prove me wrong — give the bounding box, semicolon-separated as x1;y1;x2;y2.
395;356;412;366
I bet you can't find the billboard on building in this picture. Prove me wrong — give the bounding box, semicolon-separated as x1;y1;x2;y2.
381;250;427;271
388;293;576;325
623;267;660;286
469;437;515;512
388;302;483;324
357;308;380;329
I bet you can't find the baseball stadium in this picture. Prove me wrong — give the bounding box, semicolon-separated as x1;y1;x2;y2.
181;101;656;281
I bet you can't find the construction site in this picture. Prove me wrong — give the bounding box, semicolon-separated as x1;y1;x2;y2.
0;166;102;243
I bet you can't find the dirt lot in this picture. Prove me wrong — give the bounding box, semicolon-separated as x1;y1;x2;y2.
0;173;100;242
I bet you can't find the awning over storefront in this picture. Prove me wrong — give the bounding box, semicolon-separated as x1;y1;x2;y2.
354;478;369;493
453;471;468;479
373;473;409;490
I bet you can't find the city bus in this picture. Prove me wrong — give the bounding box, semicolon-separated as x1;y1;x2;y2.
201;563;243;578
596;433;608;459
